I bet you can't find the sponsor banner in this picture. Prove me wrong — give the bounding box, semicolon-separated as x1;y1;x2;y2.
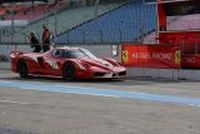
182;54;200;69
122;44;181;69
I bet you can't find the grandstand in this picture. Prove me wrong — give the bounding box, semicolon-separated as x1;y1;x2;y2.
0;0;124;43
0;0;49;20
1;0;199;46
55;0;156;44
0;0;157;44
1;1;200;66
0;0;85;40
4;3;62;21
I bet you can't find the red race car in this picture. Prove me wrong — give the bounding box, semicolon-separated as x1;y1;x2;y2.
10;47;126;80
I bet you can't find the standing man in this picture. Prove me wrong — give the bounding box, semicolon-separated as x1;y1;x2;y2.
42;25;51;52
28;32;41;52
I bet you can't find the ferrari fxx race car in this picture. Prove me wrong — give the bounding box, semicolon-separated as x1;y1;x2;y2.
10;47;126;80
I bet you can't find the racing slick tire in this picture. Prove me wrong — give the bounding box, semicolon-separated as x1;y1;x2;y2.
18;61;29;78
63;63;76;81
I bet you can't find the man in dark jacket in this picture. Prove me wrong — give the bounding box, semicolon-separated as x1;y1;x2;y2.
28;32;41;52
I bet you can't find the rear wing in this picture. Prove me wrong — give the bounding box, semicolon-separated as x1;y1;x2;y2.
9;51;24;59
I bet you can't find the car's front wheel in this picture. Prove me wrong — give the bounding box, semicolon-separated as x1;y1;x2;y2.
63;63;76;81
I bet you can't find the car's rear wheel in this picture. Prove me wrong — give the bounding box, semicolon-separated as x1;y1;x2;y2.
18;61;29;78
63;63;76;81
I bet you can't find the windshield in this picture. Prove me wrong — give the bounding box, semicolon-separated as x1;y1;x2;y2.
80;48;98;59
64;49;98;59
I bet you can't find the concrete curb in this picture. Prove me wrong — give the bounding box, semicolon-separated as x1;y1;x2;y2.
127;67;200;81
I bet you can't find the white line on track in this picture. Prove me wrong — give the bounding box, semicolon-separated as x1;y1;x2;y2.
0;100;30;105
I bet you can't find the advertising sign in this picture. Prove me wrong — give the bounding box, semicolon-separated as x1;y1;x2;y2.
122;44;181;69
182;54;200;69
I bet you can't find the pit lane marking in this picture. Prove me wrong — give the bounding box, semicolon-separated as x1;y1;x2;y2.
0;80;200;107
0;99;29;105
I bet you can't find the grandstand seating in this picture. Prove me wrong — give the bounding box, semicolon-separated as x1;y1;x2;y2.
0;6;7;18
55;0;157;44
6;4;51;21
1;2;69;21
1;2;122;42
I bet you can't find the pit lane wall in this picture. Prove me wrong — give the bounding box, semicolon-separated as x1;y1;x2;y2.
126;68;200;81
121;43;200;81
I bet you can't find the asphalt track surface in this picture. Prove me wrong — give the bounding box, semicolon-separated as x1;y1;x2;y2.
0;70;200;134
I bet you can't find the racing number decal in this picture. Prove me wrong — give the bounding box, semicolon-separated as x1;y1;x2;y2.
47;60;59;69
175;50;181;65
122;49;129;63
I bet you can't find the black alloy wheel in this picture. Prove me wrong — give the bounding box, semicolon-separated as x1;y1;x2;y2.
63;63;76;81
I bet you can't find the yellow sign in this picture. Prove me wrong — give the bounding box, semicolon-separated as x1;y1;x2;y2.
122;49;129;63
175;50;181;65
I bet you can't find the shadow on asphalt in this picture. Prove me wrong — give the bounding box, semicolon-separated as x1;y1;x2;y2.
1;75;123;82
1;69;198;86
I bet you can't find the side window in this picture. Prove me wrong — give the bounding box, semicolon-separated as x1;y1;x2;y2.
65;50;76;58
53;49;63;57
65;50;72;58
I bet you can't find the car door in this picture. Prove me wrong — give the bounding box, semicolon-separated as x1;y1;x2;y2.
45;49;65;76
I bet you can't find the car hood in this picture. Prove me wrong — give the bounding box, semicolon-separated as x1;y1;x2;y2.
80;58;115;69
